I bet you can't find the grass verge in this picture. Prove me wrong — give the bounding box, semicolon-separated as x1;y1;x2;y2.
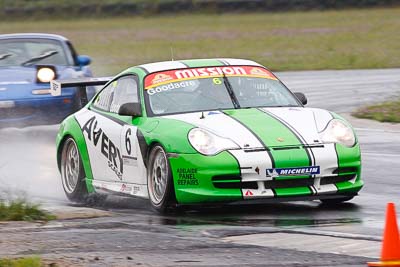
0;257;42;267
0;7;400;75
0;200;55;221
352;100;400;123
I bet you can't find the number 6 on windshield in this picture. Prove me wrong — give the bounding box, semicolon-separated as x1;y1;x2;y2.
213;78;222;85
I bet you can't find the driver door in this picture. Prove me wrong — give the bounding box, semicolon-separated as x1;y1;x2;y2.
81;75;141;185
107;76;144;186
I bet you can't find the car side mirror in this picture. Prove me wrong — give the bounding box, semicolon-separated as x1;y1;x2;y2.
76;55;91;67
118;102;142;117
294;92;307;105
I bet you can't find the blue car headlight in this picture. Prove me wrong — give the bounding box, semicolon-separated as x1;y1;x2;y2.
37;66;56;83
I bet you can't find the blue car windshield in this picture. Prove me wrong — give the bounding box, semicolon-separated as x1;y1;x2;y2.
0;38;68;67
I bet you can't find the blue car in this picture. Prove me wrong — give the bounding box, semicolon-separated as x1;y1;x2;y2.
0;33;94;127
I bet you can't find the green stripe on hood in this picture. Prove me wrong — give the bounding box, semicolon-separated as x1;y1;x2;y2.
224;108;311;170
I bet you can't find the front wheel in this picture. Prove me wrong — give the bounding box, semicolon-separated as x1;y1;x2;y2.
60;137;88;202
147;145;176;213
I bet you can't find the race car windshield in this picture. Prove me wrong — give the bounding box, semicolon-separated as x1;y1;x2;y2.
228;76;300;108
0;38;68;67
144;66;300;116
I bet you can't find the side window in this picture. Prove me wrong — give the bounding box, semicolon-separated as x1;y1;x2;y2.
110;76;139;113
93;81;117;111
66;41;78;66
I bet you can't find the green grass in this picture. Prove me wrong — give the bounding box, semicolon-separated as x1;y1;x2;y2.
0;257;41;267
352;100;400;123
1;8;400;75
0;0;158;8
0;200;55;221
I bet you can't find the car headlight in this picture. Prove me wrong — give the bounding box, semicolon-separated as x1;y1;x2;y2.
188;128;239;155
320;119;356;147
37;67;56;83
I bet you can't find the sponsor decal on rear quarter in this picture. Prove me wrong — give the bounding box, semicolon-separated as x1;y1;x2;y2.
82;116;124;179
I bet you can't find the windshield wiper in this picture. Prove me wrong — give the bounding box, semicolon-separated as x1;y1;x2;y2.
0;53;13;61
21;50;58;66
222;73;240;109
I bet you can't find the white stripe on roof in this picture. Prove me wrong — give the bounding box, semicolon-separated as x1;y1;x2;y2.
219;58;262;66
139;58;261;73
139;61;187;73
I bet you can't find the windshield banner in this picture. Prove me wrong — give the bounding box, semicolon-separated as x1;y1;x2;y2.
144;66;277;89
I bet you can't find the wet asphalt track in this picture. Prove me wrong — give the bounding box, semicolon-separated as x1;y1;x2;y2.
0;68;399;266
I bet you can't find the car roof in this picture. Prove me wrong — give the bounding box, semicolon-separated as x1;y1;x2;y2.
137;58;262;74
0;33;68;41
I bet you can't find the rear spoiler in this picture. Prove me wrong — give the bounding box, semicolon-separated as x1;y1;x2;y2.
50;77;112;106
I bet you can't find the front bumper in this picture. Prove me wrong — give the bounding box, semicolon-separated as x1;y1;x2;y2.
169;146;363;205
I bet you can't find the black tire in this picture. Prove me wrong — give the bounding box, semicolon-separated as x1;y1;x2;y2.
147;145;176;213
320;196;354;205
60;137;89;203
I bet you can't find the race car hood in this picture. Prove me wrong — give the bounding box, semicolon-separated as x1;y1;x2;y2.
165;107;335;149
0;66;39;84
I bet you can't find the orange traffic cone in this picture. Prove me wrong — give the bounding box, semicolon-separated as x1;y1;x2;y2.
368;203;400;266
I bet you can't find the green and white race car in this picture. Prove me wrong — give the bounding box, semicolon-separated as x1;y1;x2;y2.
52;58;363;212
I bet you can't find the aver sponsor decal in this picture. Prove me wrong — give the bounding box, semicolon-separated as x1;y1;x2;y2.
82;116;123;179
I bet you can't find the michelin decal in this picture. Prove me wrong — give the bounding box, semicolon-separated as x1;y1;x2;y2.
266;166;320;178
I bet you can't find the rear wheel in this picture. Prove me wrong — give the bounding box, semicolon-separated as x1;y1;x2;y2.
60;137;88;202
320;196;354;205
147;145;175;213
